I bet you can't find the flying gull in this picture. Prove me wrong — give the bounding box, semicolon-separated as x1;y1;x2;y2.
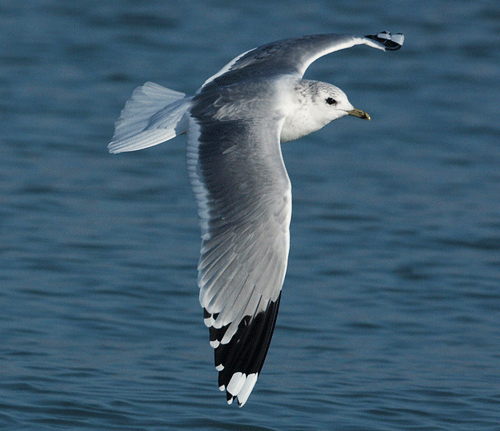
109;31;404;406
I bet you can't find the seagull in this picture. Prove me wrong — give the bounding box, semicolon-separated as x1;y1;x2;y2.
109;31;404;406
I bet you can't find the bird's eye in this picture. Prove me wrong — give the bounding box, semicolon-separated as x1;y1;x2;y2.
326;97;337;105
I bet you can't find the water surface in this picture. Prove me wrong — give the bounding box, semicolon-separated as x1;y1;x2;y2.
1;1;500;430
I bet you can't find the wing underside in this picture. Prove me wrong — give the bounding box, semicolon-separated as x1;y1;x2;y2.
187;83;291;406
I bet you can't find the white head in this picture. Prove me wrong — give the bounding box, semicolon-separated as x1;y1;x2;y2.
280;80;370;143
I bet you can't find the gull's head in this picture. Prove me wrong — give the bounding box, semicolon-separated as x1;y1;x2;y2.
312;81;370;122
281;80;370;143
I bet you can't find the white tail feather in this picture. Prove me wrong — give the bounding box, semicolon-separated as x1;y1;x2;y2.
108;82;191;154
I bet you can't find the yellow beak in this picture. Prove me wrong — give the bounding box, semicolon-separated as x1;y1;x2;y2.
348;108;371;120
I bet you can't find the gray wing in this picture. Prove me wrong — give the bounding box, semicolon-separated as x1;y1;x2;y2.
186;30;403;406
187;80;291;406
202;31;404;90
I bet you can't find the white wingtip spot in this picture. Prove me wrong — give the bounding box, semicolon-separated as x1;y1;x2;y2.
391;33;405;46
215;364;224;371
204;316;215;327
227;372;246;398
210;340;220;348
236;373;258;407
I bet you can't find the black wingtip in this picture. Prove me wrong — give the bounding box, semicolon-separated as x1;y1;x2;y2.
365;31;404;51
211;294;282;406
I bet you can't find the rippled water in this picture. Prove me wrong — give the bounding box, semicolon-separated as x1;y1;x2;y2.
1;1;500;430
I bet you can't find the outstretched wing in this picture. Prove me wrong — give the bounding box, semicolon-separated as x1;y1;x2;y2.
202;31;404;91
187;80;291;406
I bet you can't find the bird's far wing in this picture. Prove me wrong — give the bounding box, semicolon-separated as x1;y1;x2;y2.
202;31;404;90
187;81;292;406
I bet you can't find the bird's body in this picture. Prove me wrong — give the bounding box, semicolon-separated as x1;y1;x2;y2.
109;31;403;406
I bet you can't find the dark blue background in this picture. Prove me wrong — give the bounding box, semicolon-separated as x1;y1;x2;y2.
1;1;499;429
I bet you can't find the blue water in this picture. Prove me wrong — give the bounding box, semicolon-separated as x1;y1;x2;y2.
1;1;500;429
